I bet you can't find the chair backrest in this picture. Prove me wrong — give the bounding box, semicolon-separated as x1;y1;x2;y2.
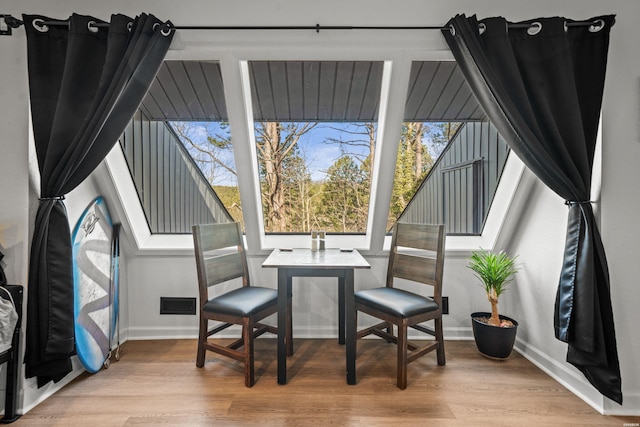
386;223;445;298
192;223;250;300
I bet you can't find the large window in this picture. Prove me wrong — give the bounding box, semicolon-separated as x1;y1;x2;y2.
252;122;376;233
120;61;240;233
248;61;383;234
388;61;509;235
118;56;514;246
119;110;235;234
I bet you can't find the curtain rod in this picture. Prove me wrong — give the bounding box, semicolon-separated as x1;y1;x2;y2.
0;15;602;35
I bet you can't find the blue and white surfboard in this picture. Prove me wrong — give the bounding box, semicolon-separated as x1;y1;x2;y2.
71;196;118;373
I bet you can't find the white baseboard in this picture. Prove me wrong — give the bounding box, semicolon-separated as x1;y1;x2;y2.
513;338;605;413
440;326;474;341
606;391;640;416
514;338;640;416
124;325;474;341
126;326;199;340
21;359;85;415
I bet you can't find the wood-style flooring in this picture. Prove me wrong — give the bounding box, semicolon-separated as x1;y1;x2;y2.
13;339;638;426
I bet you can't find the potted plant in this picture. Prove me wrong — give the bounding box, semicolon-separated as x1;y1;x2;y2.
467;249;519;359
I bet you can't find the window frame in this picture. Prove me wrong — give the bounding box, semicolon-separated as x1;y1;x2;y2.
103;29;526;256
241;59;391;244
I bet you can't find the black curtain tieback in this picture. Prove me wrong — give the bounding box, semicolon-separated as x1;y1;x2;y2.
38;196;65;201
564;200;593;206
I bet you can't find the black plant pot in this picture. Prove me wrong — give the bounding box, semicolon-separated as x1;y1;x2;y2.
471;312;518;359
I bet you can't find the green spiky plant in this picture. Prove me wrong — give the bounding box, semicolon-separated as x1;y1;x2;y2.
468;249;519;327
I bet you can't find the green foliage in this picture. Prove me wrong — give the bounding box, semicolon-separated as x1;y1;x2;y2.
387;121;462;230
206;121;232;149
317;156;369;232
213;186;243;224
467;249;519;300
387;122;433;230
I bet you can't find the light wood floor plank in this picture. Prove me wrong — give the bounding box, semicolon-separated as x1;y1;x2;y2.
13;339;638;426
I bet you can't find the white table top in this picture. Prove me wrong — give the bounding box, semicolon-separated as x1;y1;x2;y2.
262;248;370;270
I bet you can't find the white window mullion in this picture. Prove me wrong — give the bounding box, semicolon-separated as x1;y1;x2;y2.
219;56;264;254
367;58;412;253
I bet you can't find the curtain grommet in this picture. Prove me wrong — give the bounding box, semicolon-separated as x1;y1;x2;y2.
527;22;542;36
589;19;605;33
161;25;172;37
478;23;486;35
127;21;132;32
87;21;99;33
449;24;455;36
32;18;49;33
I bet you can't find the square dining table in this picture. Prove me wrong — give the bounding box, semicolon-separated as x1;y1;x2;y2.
262;248;371;385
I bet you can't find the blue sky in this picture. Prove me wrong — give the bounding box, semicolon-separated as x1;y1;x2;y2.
180;121;374;186
287;123;374;181
178;120;449;188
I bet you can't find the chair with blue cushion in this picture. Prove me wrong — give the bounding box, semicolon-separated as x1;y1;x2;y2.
192;222;290;387
355;223;446;389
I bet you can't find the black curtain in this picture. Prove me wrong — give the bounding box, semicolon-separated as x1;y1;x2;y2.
443;14;621;403
23;13;174;386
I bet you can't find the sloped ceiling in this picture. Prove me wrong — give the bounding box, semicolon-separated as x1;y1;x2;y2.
140;60;485;122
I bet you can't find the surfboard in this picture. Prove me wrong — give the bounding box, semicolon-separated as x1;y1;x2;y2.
72;196;118;373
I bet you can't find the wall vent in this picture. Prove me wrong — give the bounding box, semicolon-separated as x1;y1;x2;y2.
441;296;449;315
160;297;197;315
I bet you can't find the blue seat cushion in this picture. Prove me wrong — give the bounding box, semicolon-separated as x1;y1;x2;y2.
204;286;277;317
355;287;439;318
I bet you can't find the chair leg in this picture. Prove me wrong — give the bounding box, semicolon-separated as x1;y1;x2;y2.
397;319;408;390
196;316;207;368
435;316;446;365
384;322;394;343
243;318;255;387
243;317;255;387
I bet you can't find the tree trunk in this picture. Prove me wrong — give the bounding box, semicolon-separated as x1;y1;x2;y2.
367;123;375;182
262;123;287;232
488;293;501;326
414;123;423;180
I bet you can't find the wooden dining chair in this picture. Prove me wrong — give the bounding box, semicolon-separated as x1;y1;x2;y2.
355;222;446;389
192;222;289;387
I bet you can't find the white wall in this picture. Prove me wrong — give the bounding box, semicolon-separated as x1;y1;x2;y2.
497;170;600;404
2;0;639;417
0;10;30;416
122;251;483;341
598;3;640;413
